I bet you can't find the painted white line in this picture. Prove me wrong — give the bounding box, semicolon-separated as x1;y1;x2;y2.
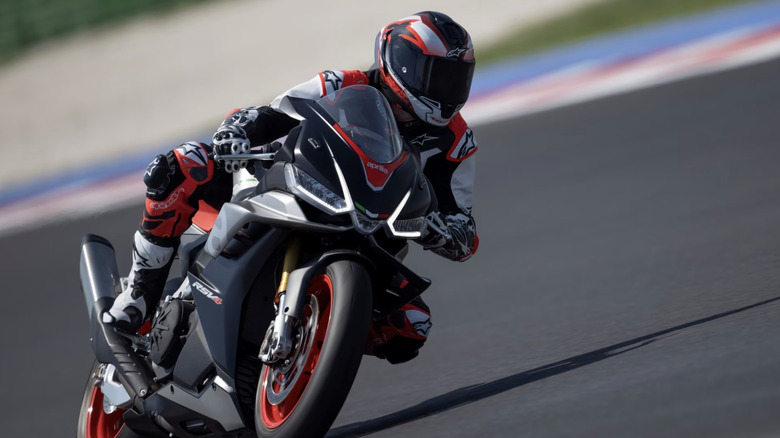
0;174;144;236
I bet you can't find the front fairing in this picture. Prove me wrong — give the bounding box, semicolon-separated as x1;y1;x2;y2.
278;86;431;224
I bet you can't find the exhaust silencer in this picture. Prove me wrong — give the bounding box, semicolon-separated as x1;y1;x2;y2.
80;234;155;400
80;234;122;320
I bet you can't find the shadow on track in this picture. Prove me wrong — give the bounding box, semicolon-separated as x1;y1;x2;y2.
327;295;780;437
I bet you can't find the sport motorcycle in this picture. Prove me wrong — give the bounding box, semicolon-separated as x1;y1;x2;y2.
77;85;434;438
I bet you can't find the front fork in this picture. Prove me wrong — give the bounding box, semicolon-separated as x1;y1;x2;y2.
259;236;301;364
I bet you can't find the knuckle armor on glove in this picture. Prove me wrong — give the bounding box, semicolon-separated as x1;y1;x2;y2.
213;125;251;173
417;211;477;261
417;212;451;249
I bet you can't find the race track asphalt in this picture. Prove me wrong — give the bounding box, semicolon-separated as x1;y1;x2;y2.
2;57;779;437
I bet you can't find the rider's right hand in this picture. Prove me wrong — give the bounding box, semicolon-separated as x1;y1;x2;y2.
213;125;251;173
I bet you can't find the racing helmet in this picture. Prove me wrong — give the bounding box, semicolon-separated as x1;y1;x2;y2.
375;11;475;126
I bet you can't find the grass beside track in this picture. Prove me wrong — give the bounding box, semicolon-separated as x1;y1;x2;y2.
0;0;207;64
477;0;760;65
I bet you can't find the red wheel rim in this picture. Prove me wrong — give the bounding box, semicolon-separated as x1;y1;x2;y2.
85;385;125;438
259;274;333;428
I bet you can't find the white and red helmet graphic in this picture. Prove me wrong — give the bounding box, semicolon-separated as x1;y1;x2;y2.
375;11;475;126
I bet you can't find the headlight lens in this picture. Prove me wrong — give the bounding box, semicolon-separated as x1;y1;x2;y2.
285;164;424;238
353;213;383;234
284;164;351;214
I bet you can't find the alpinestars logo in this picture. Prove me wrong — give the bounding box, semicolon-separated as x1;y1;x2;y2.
176;142;207;166
413;319;432;337
149;187;185;211
193;281;222;305
446;47;468;58
133;247;152;269
406;309;432;337
322;70;342;92
411;133;439;147
450;129;476;160
145;156;161;178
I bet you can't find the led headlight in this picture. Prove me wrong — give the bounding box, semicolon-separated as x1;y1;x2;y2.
386;190;425;239
284;164;351;215
389;217;426;236
353;213;383;234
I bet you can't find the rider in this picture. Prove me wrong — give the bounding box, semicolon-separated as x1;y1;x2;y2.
103;11;479;364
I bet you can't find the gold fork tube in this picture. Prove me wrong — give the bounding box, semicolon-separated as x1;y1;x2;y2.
276;236;301;302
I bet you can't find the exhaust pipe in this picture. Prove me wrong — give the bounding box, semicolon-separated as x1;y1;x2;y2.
80;234;155;401
80;234;122;320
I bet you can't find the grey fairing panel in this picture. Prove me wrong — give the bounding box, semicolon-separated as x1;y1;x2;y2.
151;321;246;433
204;190;350;258
190;227;289;382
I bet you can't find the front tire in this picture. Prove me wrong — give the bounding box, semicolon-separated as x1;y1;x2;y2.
255;260;372;438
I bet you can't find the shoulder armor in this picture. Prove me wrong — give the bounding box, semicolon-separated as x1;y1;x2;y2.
445;114;478;162
319;70;369;95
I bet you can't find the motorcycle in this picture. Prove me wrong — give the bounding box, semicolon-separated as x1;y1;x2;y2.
76;85;434;438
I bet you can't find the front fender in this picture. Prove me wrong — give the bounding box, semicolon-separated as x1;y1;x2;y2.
283;250;375;320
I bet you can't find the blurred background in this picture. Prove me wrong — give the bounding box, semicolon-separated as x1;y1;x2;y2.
0;0;607;192
2;0;779;436
0;0;757;193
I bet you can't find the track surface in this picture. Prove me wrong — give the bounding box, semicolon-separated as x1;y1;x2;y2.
2;58;780;437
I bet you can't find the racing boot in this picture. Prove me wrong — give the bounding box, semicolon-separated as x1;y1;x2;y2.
102;230;176;333
365;297;432;364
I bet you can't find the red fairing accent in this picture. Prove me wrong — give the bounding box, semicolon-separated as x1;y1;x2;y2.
333;123;407;190
446;114;478;162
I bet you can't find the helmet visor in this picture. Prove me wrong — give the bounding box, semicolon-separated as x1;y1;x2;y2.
389;41;475;108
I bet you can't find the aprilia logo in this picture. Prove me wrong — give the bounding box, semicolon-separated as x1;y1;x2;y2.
193;281;222;305
366;162;389;174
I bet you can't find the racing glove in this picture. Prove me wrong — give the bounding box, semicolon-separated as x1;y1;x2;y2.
212;125;251;173
417;211;478;261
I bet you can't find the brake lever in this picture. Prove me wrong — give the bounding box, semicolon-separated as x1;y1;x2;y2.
212;152;276;161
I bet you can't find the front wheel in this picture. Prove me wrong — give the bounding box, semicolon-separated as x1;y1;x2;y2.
76;361;127;438
255;260;372;438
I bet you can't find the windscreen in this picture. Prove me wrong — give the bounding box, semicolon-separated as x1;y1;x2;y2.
316;85;405;164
